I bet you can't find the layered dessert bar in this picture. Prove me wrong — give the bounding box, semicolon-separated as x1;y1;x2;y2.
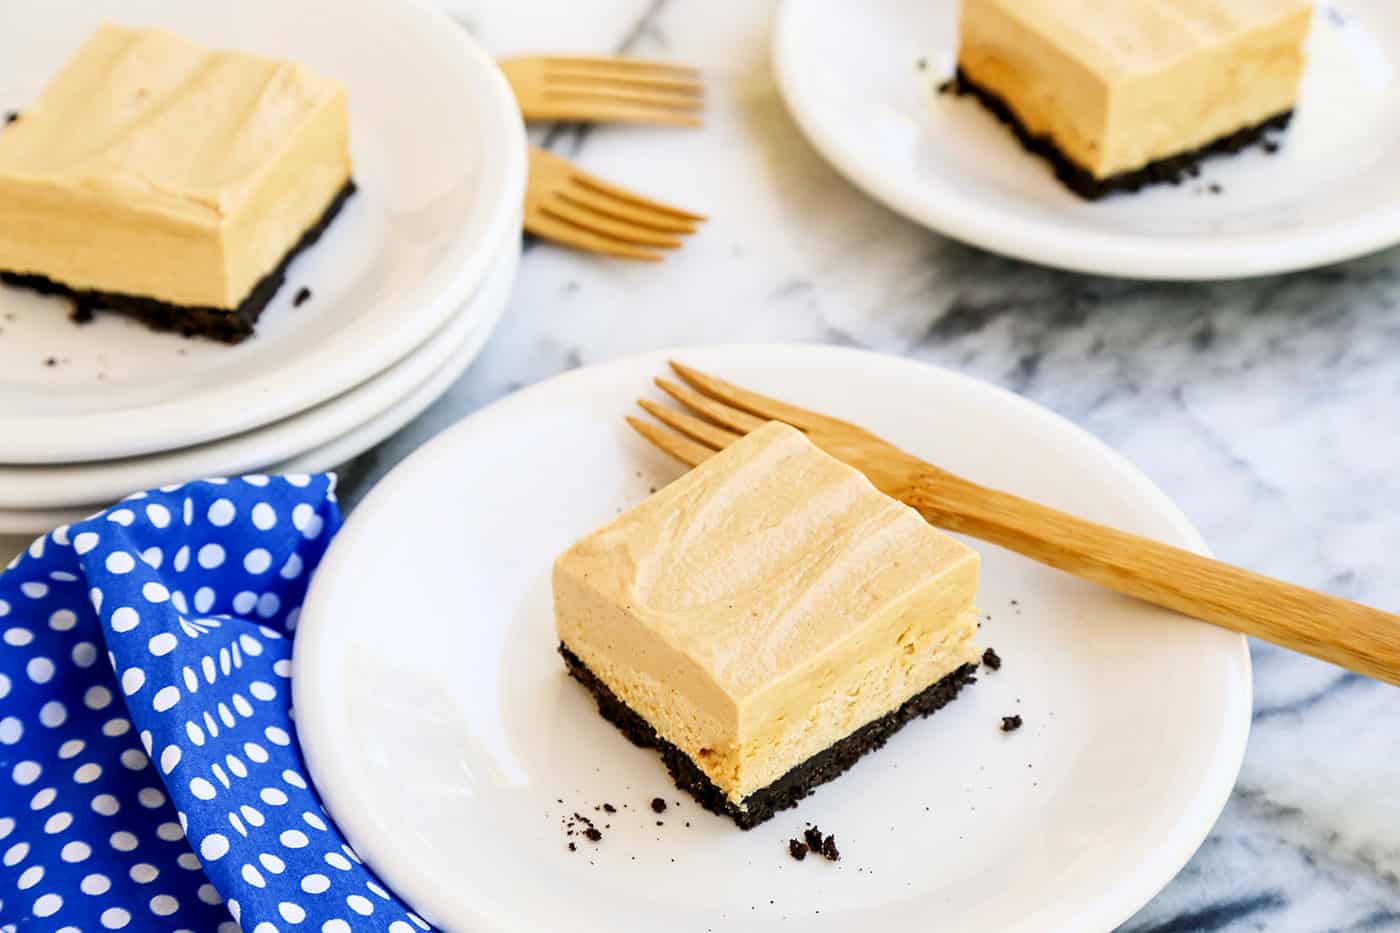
554;421;982;828
0;25;354;342
955;0;1314;198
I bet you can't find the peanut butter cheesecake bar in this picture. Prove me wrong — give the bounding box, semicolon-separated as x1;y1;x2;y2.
554;421;982;828
0;25;354;342
955;0;1314;198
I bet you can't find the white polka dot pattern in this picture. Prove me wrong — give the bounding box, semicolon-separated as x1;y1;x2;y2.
0;477;432;931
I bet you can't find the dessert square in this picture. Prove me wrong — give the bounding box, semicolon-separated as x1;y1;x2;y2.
955;0;1314;198
0;24;354;342
554;421;982;828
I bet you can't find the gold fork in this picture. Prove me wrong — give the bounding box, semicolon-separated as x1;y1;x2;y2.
501;54;704;127
629;362;1400;687
525;147;704;261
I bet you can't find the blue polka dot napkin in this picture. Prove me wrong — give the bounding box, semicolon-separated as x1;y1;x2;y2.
0;476;434;932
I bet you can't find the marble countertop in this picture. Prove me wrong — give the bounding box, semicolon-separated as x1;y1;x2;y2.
7;1;1398;929
373;4;1400;929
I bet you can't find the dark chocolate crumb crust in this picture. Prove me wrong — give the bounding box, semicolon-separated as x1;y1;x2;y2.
788;826;840;862
951;66;1292;200
560;642;978;829
0;179;355;343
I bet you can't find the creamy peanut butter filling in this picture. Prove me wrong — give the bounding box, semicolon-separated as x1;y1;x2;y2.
958;0;1313;179
554;422;981;804
0;24;351;308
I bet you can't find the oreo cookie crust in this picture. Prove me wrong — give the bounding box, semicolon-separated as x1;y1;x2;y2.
560;642;978;830
952;67;1292;200
0;179;356;343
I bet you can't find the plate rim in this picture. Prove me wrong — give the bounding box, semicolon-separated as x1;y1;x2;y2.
293;343;1253;933
771;0;1400;281
0;0;527;463
0;238;520;535
274;235;519;475
0;228;521;509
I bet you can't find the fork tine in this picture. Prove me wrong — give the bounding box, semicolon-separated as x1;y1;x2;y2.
569;166;706;223
538;55;701;80
543;68;705;95
654;378;766;434
525;101;704;128
669;361;824;430
541;201;685;249
637;399;741;450
525;212;665;261
627;416;713;467
559;189;699;235
544;85;705;112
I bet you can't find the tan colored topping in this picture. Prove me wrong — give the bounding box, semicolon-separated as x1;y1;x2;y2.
554;422;980;803
958;0;1313;178
0;24;351;308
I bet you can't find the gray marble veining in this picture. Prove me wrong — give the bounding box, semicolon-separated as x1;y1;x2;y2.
3;0;1392;928
338;2;1400;928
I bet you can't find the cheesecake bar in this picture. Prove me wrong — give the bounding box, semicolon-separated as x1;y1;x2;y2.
0;25;354;342
955;0;1314;198
554;421;982;828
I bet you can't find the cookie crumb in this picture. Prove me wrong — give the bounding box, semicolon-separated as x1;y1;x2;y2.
820;834;840;862
982;647;1002;671
1263;140;1280;155
602;803;616;813
788;839;808;861
568;842;576;852
565;811;604;844
651;797;667;814
43;356;57;367
1001;715;1023;733
1209;183;1223;195
803;826;824;851
3;111;17;125
70;299;96;324
293;286;312;307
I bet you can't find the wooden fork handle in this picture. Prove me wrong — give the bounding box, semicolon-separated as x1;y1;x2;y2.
906;466;1400;686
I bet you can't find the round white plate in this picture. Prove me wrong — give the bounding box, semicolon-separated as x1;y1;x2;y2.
0;238;518;536
0;233;520;510
294;345;1252;933
0;0;525;463
774;0;1400;280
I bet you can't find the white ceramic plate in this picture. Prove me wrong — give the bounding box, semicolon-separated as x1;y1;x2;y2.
294;345;1252;933
0;238;518;536
0;0;526;463
0;233;520;510
773;0;1400;280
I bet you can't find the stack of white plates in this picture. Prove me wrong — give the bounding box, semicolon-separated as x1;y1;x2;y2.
0;0;527;537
